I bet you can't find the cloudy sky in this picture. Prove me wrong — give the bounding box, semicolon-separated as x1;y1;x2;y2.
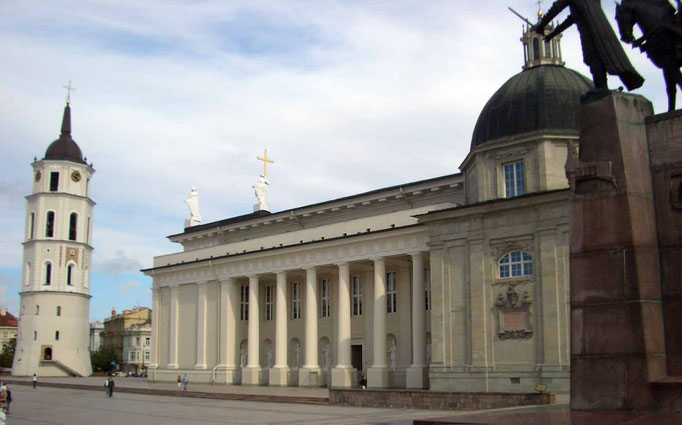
0;0;674;322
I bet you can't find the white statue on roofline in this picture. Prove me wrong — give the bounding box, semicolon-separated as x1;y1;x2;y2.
184;187;201;227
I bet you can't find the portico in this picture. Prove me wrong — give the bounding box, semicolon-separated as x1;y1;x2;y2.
143;174;463;389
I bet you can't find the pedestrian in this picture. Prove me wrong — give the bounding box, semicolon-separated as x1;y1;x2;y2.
32;373;37;389
104;377;109;396
177;375;181;390
5;388;10;414
359;374;367;390
183;374;188;391
108;377;115;397
0;407;6;425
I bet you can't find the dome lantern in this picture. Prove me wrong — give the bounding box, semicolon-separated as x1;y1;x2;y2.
520;12;564;69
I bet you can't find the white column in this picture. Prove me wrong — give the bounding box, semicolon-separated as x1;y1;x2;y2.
216;278;239;383
332;262;355;387
168;286;179;369
195;281;208;369
243;275;262;385
149;287;160;380
407;252;428;388
270;271;290;386
368;257;388;388
299;267;321;387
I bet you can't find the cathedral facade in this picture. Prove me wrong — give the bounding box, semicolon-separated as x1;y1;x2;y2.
144;23;587;393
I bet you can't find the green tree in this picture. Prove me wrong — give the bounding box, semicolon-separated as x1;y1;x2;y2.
0;337;16;368
90;346;118;372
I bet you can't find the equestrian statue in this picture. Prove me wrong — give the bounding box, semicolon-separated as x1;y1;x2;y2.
616;0;682;111
536;0;645;93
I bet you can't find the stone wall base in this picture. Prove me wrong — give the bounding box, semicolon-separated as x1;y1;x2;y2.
429;369;569;394
330;388;555;410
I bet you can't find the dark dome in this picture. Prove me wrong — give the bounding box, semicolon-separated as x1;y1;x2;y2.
471;65;593;149
44;102;85;164
45;137;84;163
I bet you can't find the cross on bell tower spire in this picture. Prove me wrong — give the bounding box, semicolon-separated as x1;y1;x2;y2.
63;80;76;104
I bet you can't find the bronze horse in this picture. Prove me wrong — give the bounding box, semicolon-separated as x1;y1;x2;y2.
616;0;682;111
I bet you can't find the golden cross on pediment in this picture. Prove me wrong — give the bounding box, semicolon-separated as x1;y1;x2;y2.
257;149;275;176
63;80;76;103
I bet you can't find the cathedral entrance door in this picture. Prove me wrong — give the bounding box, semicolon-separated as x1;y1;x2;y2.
351;344;362;370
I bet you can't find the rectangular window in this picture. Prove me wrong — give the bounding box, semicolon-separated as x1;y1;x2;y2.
320;279;331;318
145;351;150;360
29;212;35;239
352;276;362;316
145;337;150;346
265;285;273;321
49;172;59;192
292;282;301;320
45;263;52;285
56;306;61;316
504;161;526;198
424;268;431;311
386;272;397;313
129;351;135;361
135;336;140;346
240;285;249;321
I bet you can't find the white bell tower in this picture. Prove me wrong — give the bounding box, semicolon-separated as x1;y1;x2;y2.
12;98;94;377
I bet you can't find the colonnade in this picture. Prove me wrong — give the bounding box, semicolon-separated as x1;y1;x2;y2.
150;252;429;388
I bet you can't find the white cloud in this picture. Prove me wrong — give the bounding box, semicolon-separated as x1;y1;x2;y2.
119;280;141;295
97;250;144;278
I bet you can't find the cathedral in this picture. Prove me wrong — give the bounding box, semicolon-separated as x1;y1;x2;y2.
13;98;95;377
144;20;589;393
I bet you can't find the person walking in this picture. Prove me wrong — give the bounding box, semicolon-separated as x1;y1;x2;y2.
32;374;37;389
177;375;181;390
5;388;11;414
108;377;115;397
183;374;188;391
104;377;109;396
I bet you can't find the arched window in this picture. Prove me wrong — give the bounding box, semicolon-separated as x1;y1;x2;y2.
532;38;540;61
44;262;52;285
69;213;78;241
35;305;39;315
56;306;61;316
29;212;35;239
499;251;533;278
45;211;55;237
67;264;74;286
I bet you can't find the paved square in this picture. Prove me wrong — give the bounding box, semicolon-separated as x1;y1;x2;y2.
5;385;456;425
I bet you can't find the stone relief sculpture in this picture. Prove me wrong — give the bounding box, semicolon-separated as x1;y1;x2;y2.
616;0;682;111
536;0;644;92
184;187;201;227
495;285;533;339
